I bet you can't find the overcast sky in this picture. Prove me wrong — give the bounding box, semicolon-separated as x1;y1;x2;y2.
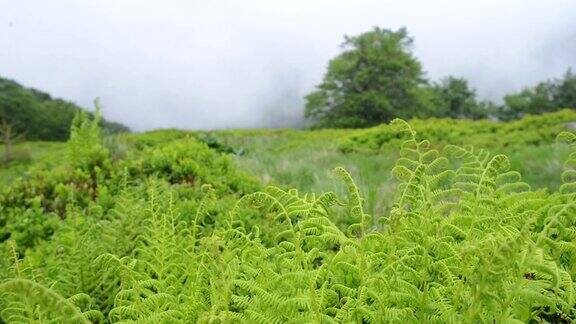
1;0;575;130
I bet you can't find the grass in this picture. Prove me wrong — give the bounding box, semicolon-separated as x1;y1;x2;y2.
504;143;572;191
211;128;572;219
0;142;66;185
1;128;571;218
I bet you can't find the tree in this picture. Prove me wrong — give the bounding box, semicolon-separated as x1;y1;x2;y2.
501;82;556;120
304;27;428;128
554;68;576;109
431;76;486;119
0;119;23;163
496;68;576;120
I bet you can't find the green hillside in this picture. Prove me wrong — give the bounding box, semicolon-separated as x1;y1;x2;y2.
0;76;129;142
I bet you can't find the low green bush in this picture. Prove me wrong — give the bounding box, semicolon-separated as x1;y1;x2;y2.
340;109;576;153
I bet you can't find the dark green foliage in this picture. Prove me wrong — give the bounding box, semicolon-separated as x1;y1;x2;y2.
495;68;576;120
304;27;429;128
196;132;245;155
430;76;487;119
0;76;129;141
303;26;576;127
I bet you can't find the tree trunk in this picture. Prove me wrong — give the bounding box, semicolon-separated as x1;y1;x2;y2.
3;138;12;163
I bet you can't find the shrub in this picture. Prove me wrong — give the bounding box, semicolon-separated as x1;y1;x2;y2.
340;109;576;154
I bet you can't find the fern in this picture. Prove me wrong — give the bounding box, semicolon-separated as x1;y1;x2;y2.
0;279;98;323
2;119;576;323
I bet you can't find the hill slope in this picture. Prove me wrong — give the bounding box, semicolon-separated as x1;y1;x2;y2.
0;76;129;141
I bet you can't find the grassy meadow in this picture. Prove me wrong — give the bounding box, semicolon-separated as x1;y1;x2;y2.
210;126;572;219
0;142;67;185
2;115;573;222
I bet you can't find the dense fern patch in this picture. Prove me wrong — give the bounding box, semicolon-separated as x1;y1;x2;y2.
340;109;576;154
1;112;575;323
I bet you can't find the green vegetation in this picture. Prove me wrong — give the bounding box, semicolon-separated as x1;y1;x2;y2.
304;27;429;128
341;109;576;154
0;76;129;142
0;141;66;186
1;110;576;322
429;76;490;120
304;27;576;128
499;69;576;120
0;119;24;164
213;111;574;220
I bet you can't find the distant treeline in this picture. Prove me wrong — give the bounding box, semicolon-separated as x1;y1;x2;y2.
305;27;576;128
0;76;129;141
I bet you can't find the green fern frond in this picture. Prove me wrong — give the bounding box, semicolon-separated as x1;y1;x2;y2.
0;279;91;323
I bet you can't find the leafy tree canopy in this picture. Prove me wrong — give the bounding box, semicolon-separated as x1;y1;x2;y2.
430;76;487;119
304;27;429;128
305;26;576;127
496;68;576;120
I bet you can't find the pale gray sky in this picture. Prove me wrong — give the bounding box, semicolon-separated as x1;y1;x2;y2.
1;0;575;130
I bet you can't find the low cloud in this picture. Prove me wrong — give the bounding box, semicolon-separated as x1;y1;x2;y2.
1;0;575;130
